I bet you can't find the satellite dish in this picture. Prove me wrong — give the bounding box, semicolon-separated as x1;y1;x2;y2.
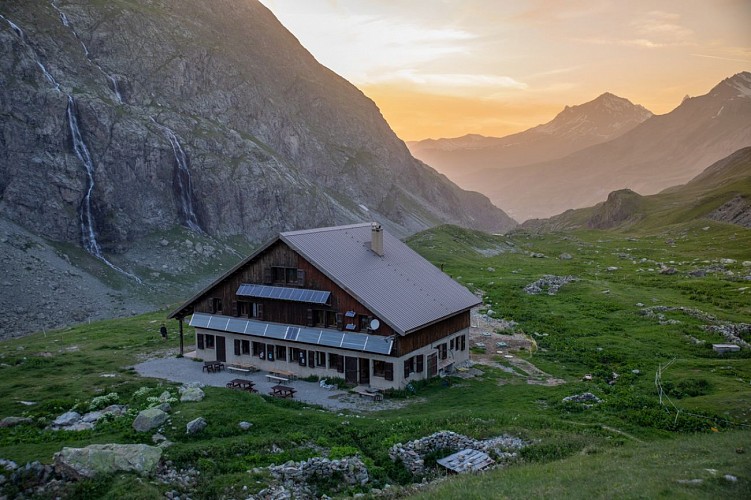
370;319;380;330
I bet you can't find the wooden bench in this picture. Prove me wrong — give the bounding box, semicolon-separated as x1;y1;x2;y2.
270;369;295;381
266;374;289;384
354;388;383;401
227;365;257;374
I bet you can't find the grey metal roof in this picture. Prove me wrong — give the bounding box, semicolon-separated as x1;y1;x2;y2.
190;312;393;355
281;223;480;335
437;449;494;473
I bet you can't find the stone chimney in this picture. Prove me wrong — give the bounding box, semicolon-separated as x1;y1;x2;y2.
371;222;384;256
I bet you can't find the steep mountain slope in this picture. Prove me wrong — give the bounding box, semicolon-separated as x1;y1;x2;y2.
0;0;515;254
0;0;516;338
476;72;751;221
407;93;652;187
520;147;751;232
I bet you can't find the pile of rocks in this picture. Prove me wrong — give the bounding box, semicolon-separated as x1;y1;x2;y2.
257;456;368;497
524;275;577;295
562;392;602;406
49;405;127;431
157;461;199;499
389;431;526;476
703;323;751;349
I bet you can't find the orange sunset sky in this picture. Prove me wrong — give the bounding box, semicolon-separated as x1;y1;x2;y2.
259;0;751;142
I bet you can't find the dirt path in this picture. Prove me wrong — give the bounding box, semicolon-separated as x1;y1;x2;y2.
468;307;565;386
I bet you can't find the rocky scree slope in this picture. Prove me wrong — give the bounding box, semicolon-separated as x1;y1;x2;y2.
0;0;514;256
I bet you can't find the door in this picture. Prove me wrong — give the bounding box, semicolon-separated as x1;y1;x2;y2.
359;358;370;385
427;353;438;377
216;336;226;362
345;356;358;385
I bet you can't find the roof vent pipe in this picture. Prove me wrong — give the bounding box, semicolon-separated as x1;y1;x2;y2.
371;222;384;256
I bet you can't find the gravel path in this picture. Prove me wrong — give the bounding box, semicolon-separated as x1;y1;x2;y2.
133;356;412;413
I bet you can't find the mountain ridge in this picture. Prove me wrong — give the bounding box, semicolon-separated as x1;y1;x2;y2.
407;92;653;185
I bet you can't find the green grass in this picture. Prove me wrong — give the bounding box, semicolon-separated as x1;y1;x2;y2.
0;222;749;497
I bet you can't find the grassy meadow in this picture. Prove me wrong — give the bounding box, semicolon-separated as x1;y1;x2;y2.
0;220;749;498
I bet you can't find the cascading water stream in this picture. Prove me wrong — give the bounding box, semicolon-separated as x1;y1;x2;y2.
50;1;123;104
66;97;142;284
151;118;203;233
2;14;141;283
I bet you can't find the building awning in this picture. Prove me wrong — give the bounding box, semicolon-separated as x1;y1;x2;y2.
189;313;393;355
236;284;331;305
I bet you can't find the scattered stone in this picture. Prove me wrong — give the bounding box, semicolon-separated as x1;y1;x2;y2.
660;266;677;275
152;433;167;444
159;239;169;247
52;411;81;428
0;416;32;427
524;275;577;295
54;444;162;479
81;411;104;423
720;258;736;265
606;266;619;272
635;303;644;307
0;459;18;471
743;261;751;267
559;253;573;260
132;408;168;432
486;267;495;272
186;417;207;435
530;252;546;258
677;479;703;485
632;369;641;375
724;474;737;482
239;421;252;431
156;402;171;413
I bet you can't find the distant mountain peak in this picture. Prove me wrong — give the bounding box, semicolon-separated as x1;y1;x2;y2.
536;92;652;136
724;71;751;98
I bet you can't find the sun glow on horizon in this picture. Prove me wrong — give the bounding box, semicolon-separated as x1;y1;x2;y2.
260;0;751;141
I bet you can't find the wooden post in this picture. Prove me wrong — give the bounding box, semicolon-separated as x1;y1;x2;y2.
178;317;184;355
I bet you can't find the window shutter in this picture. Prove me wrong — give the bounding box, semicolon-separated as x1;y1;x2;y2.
308;350;315;368
232;300;238;317
297;269;305;286
450;338;454;351
416;355;424;373
385;362;394;381
335;313;343;330
263;268;272;284
404;360;410;379
256;304;264;320
234;339;241;356
197;333;204;350
461;335;466;351
306;308;314;327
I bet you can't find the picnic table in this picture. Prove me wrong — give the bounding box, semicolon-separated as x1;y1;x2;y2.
269;384;296;398
203;360;225;373
225;378;257;392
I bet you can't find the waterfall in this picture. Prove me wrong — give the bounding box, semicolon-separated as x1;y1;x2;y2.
66;97;142;284
151;119;203;232
0;14;25;40
49;1;123;104
3;16;61;93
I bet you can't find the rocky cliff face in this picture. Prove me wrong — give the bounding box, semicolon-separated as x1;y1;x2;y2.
0;0;515;257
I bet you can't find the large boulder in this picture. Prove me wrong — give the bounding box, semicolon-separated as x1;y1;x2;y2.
0;417;32;428
54;444;162;479
132;408;168;432
186;417;207;435
179;386;205;402
52;411;81;428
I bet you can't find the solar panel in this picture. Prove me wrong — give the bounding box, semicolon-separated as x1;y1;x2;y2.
189;313;392;355
236;284;331;305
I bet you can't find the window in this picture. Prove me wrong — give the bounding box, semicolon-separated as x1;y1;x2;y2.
460;335;466;351
313;310;336;327
275;345;287;361
234;339;241;356
438;343;447;360
242;340;250;355
253;342;264;358
416;354;424;373
211;298;223;314
270;266;304;286
384;362;394;381
329;353;344;373
308;350;315;368
266;344;275;361
234;339;251;356
197;333;204;350
292;348;307;366
450;338;455;351
237;301;256;318
205;334;215;349
360;315;371;331
373;360;385;377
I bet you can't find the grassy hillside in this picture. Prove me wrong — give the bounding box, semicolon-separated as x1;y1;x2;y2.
0;222;749;498
522;147;751;232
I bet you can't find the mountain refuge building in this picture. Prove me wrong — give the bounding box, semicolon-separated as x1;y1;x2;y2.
169;223;480;389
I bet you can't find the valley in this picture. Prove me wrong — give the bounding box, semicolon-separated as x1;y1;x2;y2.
0;222;748;498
